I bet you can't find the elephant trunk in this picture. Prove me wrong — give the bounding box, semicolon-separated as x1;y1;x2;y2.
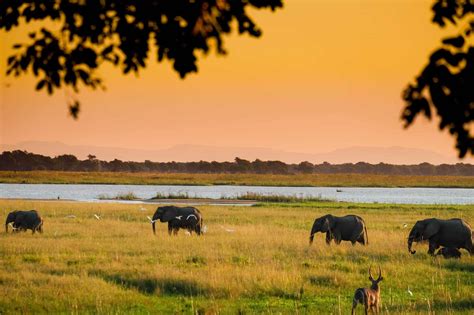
309;227;318;245
408;237;416;254
152;222;156;235
196;218;202;235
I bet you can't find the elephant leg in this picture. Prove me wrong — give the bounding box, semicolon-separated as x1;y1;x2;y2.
173;228;179;235
325;232;332;245
168;223;173;236
428;241;439;256
356;231;366;245
461;240;473;255
334;231;342;244
466;238;473;255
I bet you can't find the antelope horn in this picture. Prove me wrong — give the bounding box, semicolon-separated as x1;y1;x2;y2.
368;266;374;281
377;266;382;281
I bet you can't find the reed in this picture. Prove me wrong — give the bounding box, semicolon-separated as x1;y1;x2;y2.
1;171;473;188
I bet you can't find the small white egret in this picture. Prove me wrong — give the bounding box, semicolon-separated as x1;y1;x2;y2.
220;225;235;233
94;214;101;220
407;287;413;296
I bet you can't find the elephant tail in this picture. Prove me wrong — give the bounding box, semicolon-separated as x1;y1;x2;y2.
364;224;369;245
37;217;44;233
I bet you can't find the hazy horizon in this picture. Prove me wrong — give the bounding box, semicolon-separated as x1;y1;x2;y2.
1;140;469;165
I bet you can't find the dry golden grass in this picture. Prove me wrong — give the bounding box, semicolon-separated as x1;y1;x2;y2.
0;199;473;314
1;171;474;187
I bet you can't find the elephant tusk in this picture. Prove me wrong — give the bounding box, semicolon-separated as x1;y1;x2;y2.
8;222;18;231
147;216;158;224
186;214;197;220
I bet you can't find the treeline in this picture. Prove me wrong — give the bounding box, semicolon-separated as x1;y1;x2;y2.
1;150;473;176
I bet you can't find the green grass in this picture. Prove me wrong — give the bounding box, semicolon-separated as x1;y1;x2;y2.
1;171;474;187
236;192;332;202
0;200;473;313
97;192;139;200
152;192;192;199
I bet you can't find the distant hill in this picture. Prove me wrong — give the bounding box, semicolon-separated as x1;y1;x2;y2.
0;141;465;165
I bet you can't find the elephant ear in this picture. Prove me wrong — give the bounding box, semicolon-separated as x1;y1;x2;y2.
160;207;179;222
322;216;336;232
327;215;337;230
423;220;440;240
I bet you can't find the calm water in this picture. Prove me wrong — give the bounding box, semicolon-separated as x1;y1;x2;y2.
0;184;473;205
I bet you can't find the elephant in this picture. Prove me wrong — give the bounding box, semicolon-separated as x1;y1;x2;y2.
309;214;368;246
407;218;473;255
151;206;203;236
5;210;43;234
436;247;461;259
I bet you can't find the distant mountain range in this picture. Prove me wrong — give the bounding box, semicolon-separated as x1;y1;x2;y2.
0;141;467;165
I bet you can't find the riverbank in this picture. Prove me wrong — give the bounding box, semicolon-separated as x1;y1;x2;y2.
1;171;474;188
0;199;472;313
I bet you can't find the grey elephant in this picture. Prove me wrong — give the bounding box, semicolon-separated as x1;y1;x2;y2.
151;206;203;235
309;214;368;246
5;210;43;234
408;218;473;255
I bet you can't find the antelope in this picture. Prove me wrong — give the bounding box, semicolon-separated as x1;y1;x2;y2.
351;266;383;315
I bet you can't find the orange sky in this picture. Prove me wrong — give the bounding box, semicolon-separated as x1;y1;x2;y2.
1;0;471;163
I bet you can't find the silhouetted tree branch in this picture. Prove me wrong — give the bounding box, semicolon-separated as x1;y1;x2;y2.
402;0;474;158
0;0;283;117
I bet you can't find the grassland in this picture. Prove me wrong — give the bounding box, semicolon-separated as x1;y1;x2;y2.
1;171;474;188
0;199;473;314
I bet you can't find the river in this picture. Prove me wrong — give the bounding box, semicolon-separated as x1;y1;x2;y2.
0;184;473;205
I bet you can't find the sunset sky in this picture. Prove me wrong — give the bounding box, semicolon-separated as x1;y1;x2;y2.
1;0;471;163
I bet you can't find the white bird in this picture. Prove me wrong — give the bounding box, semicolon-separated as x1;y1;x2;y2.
94;214;101;220
220;225;235;233
403;223;408;228
66;215;76;219
202;225;208;234
147;216;158;224
407;287;413;296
